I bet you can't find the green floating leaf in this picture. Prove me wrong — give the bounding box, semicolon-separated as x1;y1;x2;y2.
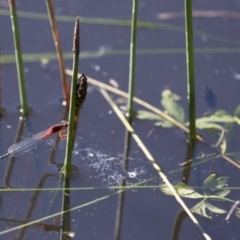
136;110;176;128
219;137;227;155
202;173;230;197
159;184;175;195
136;110;175;128
214;189;231;197
215;110;234;119
234;104;240;117
160;183;204;198
136;89;185;128
206;111;234;122
176;188;204;198
216;176;229;188
155;120;174;128
136;110;163;121
194;121;225;131
203;174;227;189
154;121;164;127
203;173;218;187
204;202;227;214
160;89;185;124
224;105;240;143
191;199;226;219
191;199;212;219
189;110;237;131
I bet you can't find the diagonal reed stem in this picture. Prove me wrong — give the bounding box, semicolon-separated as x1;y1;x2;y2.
45;0;70;106
100;88;211;240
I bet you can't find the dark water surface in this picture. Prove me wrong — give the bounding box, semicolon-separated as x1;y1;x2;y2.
1;0;240;239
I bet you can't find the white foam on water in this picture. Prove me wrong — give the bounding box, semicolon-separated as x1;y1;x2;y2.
78;147;147;186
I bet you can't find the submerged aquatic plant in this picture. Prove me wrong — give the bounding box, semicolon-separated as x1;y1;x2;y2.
136;89;240;150
160;173;235;219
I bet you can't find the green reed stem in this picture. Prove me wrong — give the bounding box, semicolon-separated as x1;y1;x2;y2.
9;0;28;116
127;0;138;124
185;0;196;146
64;17;80;175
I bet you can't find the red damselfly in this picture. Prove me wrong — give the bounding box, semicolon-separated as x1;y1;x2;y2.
0;120;68;159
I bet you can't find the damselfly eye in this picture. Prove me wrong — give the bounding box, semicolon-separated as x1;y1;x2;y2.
61;120;69;128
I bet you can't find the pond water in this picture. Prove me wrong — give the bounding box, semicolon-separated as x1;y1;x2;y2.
1;0;240;239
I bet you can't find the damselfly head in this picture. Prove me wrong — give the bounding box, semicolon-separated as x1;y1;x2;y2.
61;121;69;128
